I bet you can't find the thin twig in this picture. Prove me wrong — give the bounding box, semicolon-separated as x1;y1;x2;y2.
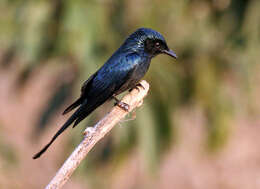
45;80;150;189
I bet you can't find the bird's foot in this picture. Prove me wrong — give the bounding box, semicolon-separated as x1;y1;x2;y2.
112;95;130;112
115;101;130;112
136;83;145;90
129;83;145;92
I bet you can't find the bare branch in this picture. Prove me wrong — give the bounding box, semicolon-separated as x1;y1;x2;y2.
45;80;150;189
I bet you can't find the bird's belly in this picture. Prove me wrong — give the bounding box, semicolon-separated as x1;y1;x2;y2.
115;60;150;95
114;78;138;95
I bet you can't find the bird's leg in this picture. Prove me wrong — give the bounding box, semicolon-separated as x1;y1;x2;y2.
129;82;146;92
136;83;145;90
112;95;130;112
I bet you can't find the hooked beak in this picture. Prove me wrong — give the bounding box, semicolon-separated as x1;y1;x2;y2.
162;49;177;59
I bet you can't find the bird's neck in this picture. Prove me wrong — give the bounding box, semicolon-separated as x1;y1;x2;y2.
120;41;153;59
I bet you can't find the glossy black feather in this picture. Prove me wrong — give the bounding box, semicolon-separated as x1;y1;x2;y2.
62;97;83;115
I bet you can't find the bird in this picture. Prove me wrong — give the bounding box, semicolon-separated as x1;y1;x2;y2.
33;28;177;159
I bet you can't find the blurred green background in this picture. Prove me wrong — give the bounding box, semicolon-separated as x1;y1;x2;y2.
0;0;260;188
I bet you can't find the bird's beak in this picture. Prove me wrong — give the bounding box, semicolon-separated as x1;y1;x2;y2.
162;49;177;59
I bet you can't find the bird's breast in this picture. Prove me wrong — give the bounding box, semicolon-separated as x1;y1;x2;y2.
134;57;151;79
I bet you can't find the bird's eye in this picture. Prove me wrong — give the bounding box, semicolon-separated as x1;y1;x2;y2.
155;42;160;48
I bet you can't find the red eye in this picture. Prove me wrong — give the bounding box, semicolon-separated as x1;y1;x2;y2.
155;42;160;49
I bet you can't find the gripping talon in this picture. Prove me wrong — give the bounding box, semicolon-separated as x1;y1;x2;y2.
129;83;145;92
112;95;130;111
136;83;145;90
116;101;130;112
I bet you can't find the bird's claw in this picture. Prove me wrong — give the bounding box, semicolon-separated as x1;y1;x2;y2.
115;101;130;112
129;83;145;92
112;95;130;111
136;83;145;90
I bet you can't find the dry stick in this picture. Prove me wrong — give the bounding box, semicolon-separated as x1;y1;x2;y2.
45;80;150;189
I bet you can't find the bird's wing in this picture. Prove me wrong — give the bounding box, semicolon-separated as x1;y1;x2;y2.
86;52;142;97
63;52;142;115
70;53;142;126
63;72;97;115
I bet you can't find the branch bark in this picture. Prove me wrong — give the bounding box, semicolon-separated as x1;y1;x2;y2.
45;80;150;189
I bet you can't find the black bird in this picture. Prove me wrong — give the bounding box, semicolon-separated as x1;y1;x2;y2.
33;28;177;159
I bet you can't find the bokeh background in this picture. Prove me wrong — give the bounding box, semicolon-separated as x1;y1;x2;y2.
0;0;260;188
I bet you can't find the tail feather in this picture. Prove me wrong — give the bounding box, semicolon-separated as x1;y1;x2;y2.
72;113;89;128
62;97;83;115
72;101;103;128
33;95;111;159
33;104;85;159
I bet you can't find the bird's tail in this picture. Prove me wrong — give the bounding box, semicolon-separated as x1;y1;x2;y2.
33;102;87;159
62;97;83;115
32;97;107;159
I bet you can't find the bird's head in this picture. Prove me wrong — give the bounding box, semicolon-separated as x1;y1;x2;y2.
123;28;177;59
